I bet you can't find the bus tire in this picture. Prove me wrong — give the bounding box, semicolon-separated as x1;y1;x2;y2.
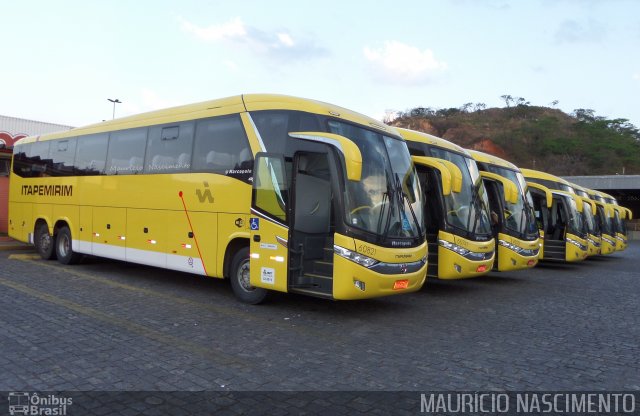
55;226;82;265
34;222;56;260
229;247;268;304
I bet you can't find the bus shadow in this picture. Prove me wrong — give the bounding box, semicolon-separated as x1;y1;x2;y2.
534;261;579;271
468;273;525;285
74;255;411;316
585;255;619;262
419;279;478;296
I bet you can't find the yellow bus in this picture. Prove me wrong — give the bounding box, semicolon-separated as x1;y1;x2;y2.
9;94;427;303
521;169;588;262
399;129;495;279
591;190;631;251
467;150;541;272
581;188;616;255
566;183;602;256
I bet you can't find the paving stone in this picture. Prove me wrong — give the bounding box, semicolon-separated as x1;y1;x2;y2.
0;244;638;413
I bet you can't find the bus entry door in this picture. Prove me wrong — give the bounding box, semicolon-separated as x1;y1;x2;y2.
249;153;290;293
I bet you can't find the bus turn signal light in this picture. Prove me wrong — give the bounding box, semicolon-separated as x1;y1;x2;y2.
476;265;487;273
393;279;409;290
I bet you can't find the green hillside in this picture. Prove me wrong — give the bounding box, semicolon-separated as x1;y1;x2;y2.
389;100;640;175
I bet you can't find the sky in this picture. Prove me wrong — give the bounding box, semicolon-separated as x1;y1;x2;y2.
1;0;639;129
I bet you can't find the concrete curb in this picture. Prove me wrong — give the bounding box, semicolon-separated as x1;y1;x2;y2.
0;237;33;251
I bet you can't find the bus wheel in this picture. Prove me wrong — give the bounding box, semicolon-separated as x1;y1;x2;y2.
55;226;82;265
230;247;268;304
34;223;56;260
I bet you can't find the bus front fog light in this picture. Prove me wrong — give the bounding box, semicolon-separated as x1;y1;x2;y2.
393;279;409;290
354;280;366;291
454;264;462;273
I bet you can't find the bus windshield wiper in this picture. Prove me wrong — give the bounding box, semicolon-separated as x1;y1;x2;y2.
395;173;421;238
376;187;390;241
377;169;395;241
466;181;482;233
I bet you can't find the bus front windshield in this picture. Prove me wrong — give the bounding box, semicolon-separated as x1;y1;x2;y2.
487;167;538;239
566;197;585;236
328;121;424;241
582;202;596;236
613;210;627;234
597;205;613;236
429;148;492;238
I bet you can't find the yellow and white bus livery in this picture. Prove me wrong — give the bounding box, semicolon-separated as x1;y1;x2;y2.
9;94;427;303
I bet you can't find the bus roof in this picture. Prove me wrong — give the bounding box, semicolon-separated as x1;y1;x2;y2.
16;94;398;144
467;149;519;171
566;181;591;196
521;168;573;186
397;128;470;155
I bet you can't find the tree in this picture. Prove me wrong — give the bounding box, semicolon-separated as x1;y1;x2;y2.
474;103;487;112
500;95;514;108
572;108;596;122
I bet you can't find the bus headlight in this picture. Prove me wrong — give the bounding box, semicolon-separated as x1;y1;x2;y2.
499;239;523;254
439;239;494;261
438;239;470;256
334;245;379;268
566;237;587;251
498;239;539;257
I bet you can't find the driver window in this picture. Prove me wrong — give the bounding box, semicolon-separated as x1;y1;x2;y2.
253;154;288;222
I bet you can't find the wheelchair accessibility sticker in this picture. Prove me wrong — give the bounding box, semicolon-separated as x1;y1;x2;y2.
250;218;260;231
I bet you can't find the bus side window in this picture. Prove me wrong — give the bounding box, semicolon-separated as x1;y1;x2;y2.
106;128;148;175
145;122;194;173
12;143;32;177
26;141;52;177
48;138;77;176
192;115;252;173
75;133;108;175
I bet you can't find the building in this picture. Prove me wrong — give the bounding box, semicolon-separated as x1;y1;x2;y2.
0;114;73;148
1;115;74;233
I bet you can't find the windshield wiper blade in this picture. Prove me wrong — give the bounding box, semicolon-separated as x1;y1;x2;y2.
376;189;390;241
395;173;421;238
378;169;395;241
467;181;482;232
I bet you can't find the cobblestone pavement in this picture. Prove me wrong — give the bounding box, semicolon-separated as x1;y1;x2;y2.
0;243;638;414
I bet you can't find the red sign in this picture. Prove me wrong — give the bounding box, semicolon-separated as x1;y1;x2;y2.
0;131;27;148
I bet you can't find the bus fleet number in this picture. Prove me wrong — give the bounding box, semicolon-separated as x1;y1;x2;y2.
357;244;376;257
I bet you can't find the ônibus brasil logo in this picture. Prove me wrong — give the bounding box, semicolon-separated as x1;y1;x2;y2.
8;392;72;416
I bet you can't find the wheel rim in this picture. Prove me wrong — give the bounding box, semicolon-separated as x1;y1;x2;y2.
39;231;51;253
58;234;70;258
236;259;254;292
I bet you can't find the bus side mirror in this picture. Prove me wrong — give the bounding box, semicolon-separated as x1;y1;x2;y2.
289;132;362;181
605;205;614;218
573;196;584;213
411;156;462;195
480;171;518;204
526;182;553;208
583;197;596;214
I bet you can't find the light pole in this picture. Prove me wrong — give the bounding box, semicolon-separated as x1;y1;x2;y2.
107;98;122;120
